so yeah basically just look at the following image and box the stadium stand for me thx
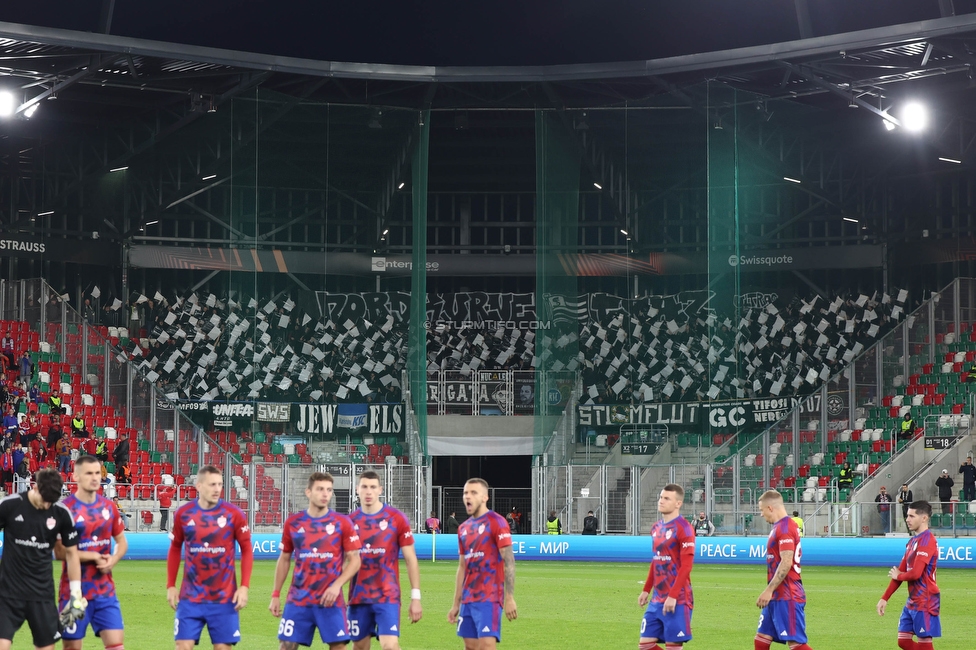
[102,287,908,409]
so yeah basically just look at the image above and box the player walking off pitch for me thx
[56,455,128,650]
[448,478,517,650]
[637,483,695,650]
[877,500,940,650]
[348,469,422,650]
[0,467,83,650]
[755,490,813,650]
[167,465,253,650]
[269,471,361,650]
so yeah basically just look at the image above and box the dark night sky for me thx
[0,1,965,67]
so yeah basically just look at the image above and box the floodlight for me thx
[23,103,39,119]
[938,157,962,164]
[0,91,14,117]
[397,182,405,189]
[619,229,628,236]
[882,117,896,132]
[843,217,859,223]
[901,102,928,132]
[594,183,603,190]
[783,177,801,184]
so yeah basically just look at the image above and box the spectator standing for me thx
[11,442,26,492]
[445,511,459,534]
[14,448,31,493]
[875,486,892,533]
[158,484,175,532]
[46,416,62,453]
[113,435,130,469]
[18,352,31,382]
[1,445,14,493]
[898,412,916,441]
[582,510,599,535]
[545,510,562,535]
[959,456,976,502]
[425,511,440,534]
[790,510,805,537]
[56,431,72,473]
[693,511,715,537]
[897,483,914,532]
[0,333,14,368]
[510,506,523,532]
[935,470,954,515]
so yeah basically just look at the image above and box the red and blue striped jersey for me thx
[171,500,250,604]
[59,493,124,601]
[766,516,805,603]
[458,510,512,605]
[348,504,414,605]
[281,509,361,608]
[648,516,696,606]
[902,530,940,615]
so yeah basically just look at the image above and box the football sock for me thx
[897,633,918,650]
[916,639,933,649]
[755,635,773,650]
[789,645,814,650]
[638,641,660,650]
[665,645,684,650]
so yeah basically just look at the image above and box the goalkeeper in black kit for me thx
[0,467,85,650]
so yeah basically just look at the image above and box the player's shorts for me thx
[348,603,401,640]
[640,601,693,643]
[175,601,241,645]
[0,597,60,647]
[278,601,350,646]
[898,607,942,638]
[757,600,807,644]
[59,595,124,639]
[457,602,502,641]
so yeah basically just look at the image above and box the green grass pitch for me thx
[20,560,973,649]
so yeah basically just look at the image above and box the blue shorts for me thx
[898,608,941,638]
[175,601,240,645]
[641,601,693,643]
[757,600,807,644]
[348,603,401,640]
[60,596,124,640]
[456,602,502,641]
[278,602,350,646]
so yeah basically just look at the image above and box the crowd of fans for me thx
[0,354,131,496]
[94,287,908,406]
[576,289,908,404]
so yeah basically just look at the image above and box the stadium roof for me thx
[1,10,976,115]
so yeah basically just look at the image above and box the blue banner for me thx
[20,533,972,568]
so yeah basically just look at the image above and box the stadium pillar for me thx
[533,110,580,458]
[407,109,430,458]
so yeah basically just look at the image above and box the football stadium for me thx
[1,2,976,649]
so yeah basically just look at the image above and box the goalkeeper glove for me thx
[59,586,88,630]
